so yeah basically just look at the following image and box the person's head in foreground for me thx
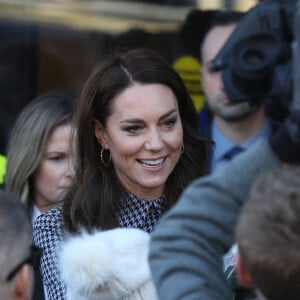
[236,166,300,300]
[0,190,39,300]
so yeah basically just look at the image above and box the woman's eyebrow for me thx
[119,109,178,125]
[120,118,144,124]
[159,109,178,121]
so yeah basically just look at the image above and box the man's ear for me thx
[236,254,254,289]
[94,119,108,148]
[14,264,34,300]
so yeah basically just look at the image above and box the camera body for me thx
[210,0,297,122]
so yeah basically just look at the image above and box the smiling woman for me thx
[33,48,207,300]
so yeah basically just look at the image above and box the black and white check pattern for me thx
[117,194,164,233]
[33,205,66,300]
[33,194,165,300]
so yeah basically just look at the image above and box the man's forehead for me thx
[201,24,238,63]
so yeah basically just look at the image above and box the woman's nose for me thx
[66,160,75,177]
[145,130,164,151]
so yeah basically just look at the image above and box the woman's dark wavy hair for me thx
[63,48,207,232]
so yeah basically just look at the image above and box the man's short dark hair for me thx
[236,166,300,300]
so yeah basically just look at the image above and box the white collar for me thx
[31,204,42,226]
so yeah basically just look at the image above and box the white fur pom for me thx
[59,228,156,300]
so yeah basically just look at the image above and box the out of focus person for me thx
[236,166,300,300]
[148,101,300,300]
[5,90,76,223]
[200,13,273,295]
[5,90,76,300]
[200,11,272,173]
[0,190,38,300]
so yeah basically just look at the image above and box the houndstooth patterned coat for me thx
[33,194,164,300]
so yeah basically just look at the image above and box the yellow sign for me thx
[173,55,205,113]
[0,154,6,185]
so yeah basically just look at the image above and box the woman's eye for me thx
[163,118,176,128]
[49,155,63,161]
[125,126,141,133]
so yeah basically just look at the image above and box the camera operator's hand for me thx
[270,110,300,164]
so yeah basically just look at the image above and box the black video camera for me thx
[210,0,297,123]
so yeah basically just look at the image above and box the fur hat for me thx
[59,227,158,300]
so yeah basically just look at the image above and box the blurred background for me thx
[0,0,259,153]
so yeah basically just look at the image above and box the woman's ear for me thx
[94,119,108,148]
[236,254,254,289]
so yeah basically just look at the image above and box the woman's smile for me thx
[138,157,167,173]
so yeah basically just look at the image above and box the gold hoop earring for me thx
[100,148,111,166]
[181,143,184,154]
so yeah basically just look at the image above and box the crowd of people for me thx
[1,4,300,300]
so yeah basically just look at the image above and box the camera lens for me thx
[243,49,265,66]
[222,33,281,104]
